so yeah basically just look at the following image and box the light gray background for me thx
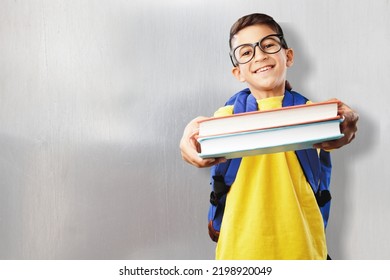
[0,0,389,259]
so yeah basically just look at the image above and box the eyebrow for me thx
[233,34,281,50]
[231,33,277,49]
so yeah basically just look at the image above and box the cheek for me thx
[238,72,246,82]
[238,66,251,82]
[277,55,290,70]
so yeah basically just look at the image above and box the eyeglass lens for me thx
[233,35,283,64]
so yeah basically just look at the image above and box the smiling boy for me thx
[179,13,359,260]
[211,14,327,260]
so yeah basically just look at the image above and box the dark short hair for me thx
[229,13,288,50]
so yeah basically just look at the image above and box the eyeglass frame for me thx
[229,33,288,66]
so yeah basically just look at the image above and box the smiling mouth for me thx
[254,65,273,73]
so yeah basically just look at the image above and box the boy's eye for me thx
[242,50,252,57]
[238,46,253,58]
[263,43,276,49]
[260,38,281,52]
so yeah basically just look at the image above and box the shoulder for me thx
[285,90,312,106]
[225,88,251,106]
[216,88,252,116]
[214,105,234,117]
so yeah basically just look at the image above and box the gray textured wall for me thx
[0,0,389,259]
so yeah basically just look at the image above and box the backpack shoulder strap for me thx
[208,88,255,241]
[282,90,309,107]
[211,88,257,186]
[209,89,253,194]
[284,90,333,227]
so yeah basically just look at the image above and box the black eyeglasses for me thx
[230,34,287,66]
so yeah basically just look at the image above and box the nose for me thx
[253,44,267,62]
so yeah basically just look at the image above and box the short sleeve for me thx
[213,105,234,117]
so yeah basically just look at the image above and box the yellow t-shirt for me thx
[214,96,327,260]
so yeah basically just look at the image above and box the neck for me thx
[249,84,286,100]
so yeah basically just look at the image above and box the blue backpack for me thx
[207,88,332,242]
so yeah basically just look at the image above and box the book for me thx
[198,101,339,137]
[198,118,343,159]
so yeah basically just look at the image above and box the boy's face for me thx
[231,24,294,97]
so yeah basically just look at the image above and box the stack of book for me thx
[197,101,344,159]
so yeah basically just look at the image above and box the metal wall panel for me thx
[0,0,389,259]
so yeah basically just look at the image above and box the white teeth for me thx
[256,66,271,73]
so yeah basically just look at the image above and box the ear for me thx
[286,48,294,67]
[232,66,246,82]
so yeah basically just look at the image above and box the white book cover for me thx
[199,101,338,137]
[198,119,343,159]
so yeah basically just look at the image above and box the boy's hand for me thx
[180,116,227,168]
[314,99,359,150]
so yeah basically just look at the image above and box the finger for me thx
[313,139,343,150]
[185,154,227,168]
[189,157,216,168]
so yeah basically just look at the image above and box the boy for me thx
[180,13,358,259]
